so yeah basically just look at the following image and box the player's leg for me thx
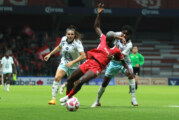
[91,61,121,107]
[3,74,7,91]
[134,67,140,90]
[60,70,95,103]
[70,70,96,96]
[48,67,66,105]
[135,75,139,90]
[66,68,84,95]
[59,82,67,95]
[91,76,112,107]
[59,68,83,105]
[59,68,75,95]
[6,73,12,92]
[125,66,138,106]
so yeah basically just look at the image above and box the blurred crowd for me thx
[0,26,59,76]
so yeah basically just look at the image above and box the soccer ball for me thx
[66,97,80,112]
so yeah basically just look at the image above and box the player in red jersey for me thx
[60,3,130,103]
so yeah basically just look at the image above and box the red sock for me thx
[68,89,76,98]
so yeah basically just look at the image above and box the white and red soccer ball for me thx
[66,97,80,112]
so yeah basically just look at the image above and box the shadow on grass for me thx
[79,105,138,109]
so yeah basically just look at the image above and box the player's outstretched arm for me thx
[44,46,61,61]
[94,3,104,36]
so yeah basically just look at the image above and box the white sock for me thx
[129,79,136,98]
[4,83,6,91]
[96,86,106,103]
[52,81,59,99]
[7,84,10,91]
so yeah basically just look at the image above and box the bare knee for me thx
[54,75,63,82]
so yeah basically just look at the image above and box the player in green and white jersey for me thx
[44,25,86,105]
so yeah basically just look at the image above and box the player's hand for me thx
[107,53,114,60]
[65,61,74,68]
[44,54,51,61]
[136,64,139,67]
[97,3,104,14]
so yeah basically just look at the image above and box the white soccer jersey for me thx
[59,36,84,69]
[0,60,2,75]
[1,56,14,74]
[114,32,133,63]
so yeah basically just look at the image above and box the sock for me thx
[52,81,59,99]
[66,90,69,95]
[135,82,138,90]
[4,83,6,91]
[68,89,75,98]
[7,84,10,91]
[96,86,106,103]
[129,79,136,98]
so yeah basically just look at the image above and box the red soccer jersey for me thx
[87,34,124,69]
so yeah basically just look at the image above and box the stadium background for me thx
[0,0,179,86]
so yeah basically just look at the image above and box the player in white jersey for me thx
[91,25,138,107]
[0,51,17,91]
[44,25,86,105]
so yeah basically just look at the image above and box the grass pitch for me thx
[0,85,179,120]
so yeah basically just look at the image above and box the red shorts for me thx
[79,59,102,77]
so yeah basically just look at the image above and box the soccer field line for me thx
[167,105,179,108]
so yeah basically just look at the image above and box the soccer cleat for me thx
[59,84,65,95]
[91,101,101,108]
[48,99,56,105]
[60,96,68,103]
[61,102,66,106]
[131,98,138,106]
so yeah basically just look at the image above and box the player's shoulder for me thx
[138,53,143,56]
[100,34,106,41]
[61,36,67,42]
[2,56,5,60]
[8,56,13,60]
[101,34,106,38]
[74,39,82,45]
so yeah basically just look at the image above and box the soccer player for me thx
[129,46,144,90]
[44,25,86,105]
[60,3,130,104]
[91,25,139,107]
[0,51,17,91]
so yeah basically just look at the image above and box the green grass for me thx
[0,85,179,120]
